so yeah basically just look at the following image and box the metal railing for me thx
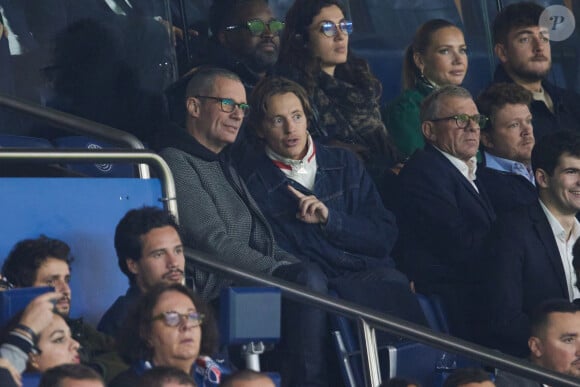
[0,150,178,217]
[184,247,580,387]
[0,93,151,178]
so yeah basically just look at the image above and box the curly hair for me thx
[476,82,532,131]
[278,0,381,98]
[2,236,73,288]
[118,283,219,365]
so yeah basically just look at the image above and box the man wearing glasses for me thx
[156,66,328,386]
[395,85,496,342]
[203,0,283,89]
[483,131,580,357]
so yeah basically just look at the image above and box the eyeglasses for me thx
[225,19,285,36]
[319,20,353,37]
[430,114,488,129]
[194,96,250,114]
[151,311,204,327]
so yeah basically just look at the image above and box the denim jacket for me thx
[241,142,398,277]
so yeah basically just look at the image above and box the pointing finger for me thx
[287,185,306,199]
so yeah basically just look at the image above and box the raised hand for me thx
[18,291,62,340]
[288,185,329,225]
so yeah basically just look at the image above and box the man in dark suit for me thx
[495,300,580,386]
[396,85,496,341]
[484,131,580,357]
[476,82,538,215]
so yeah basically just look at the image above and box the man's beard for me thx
[510,58,551,83]
[245,43,279,74]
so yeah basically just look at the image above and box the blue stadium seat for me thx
[0,135,53,148]
[219,287,281,346]
[331,292,454,386]
[22,372,41,387]
[0,287,53,326]
[219,287,281,386]
[52,136,134,177]
[0,177,164,325]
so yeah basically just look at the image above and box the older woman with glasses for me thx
[109,283,223,387]
[275,0,401,183]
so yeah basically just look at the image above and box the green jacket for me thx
[383,80,433,158]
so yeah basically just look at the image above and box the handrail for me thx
[184,247,580,387]
[0,93,150,178]
[0,149,178,218]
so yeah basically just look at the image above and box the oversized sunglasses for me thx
[151,311,204,327]
[319,20,353,37]
[225,19,285,36]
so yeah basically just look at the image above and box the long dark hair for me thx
[278,0,381,99]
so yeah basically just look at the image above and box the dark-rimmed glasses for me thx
[429,114,488,129]
[194,96,250,114]
[151,311,204,327]
[225,19,285,36]
[319,20,353,37]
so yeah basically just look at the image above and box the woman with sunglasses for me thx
[384,19,468,158]
[275,0,401,183]
[109,283,223,387]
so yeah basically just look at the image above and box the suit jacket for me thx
[484,201,570,357]
[395,145,496,339]
[476,165,537,215]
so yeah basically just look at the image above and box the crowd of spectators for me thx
[2,0,580,386]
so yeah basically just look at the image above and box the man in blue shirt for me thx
[476,82,538,214]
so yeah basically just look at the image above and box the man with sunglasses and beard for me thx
[98,206,186,338]
[205,0,282,90]
[492,2,580,139]
[1,236,115,364]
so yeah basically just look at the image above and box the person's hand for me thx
[0,358,22,387]
[155,18,198,44]
[288,185,329,224]
[0,22,5,40]
[18,291,62,340]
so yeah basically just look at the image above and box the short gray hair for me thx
[420,85,473,123]
[185,66,241,98]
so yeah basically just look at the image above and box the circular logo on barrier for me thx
[87,143,112,172]
[540,5,575,42]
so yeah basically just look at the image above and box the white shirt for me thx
[0,6,23,55]
[434,146,479,193]
[539,200,580,301]
[266,135,317,190]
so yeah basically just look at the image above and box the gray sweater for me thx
[158,128,297,300]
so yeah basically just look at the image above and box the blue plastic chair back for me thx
[0,135,53,148]
[0,177,164,325]
[219,287,281,345]
[0,287,53,326]
[53,136,134,177]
